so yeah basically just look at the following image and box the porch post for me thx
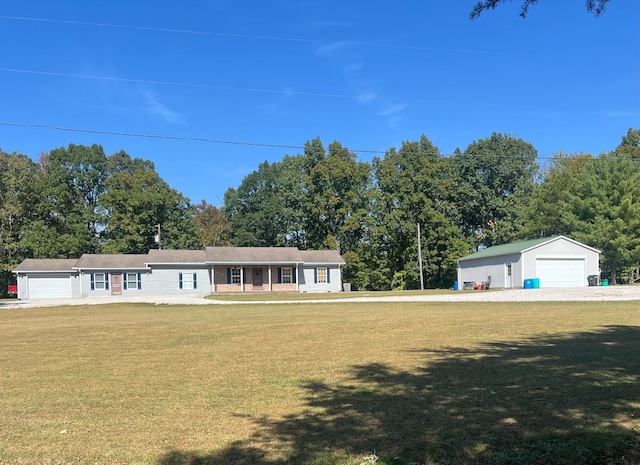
[296,263,299,292]
[211,265,215,293]
[268,266,272,292]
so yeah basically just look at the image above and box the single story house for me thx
[13,247,345,299]
[457,236,600,289]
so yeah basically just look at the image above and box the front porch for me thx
[212,264,298,293]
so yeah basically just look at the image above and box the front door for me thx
[253,268,263,290]
[505,263,512,288]
[111,273,122,295]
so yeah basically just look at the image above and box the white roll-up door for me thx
[535,258,586,288]
[27,274,72,298]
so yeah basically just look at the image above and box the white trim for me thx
[535,255,587,260]
[522,236,601,254]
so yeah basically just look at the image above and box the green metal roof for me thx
[458,236,560,262]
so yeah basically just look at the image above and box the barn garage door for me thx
[535,258,585,288]
[27,274,71,298]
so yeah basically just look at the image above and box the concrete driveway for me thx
[2,285,640,309]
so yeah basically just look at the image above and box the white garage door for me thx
[28,274,71,298]
[535,258,586,288]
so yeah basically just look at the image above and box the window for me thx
[92,273,109,290]
[231,267,242,284]
[317,267,327,284]
[125,272,140,290]
[179,272,197,290]
[281,267,292,284]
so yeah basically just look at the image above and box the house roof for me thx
[298,249,345,264]
[147,249,207,263]
[13,247,346,273]
[204,246,344,264]
[458,236,594,262]
[74,254,148,269]
[13,258,79,273]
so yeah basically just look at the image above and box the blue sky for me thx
[0,1,638,205]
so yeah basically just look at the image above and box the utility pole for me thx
[156,224,162,250]
[417,223,424,290]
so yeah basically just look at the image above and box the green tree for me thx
[21,144,109,257]
[373,136,469,289]
[101,166,199,253]
[525,129,640,283]
[302,139,373,254]
[224,158,302,247]
[0,150,43,295]
[452,133,538,249]
[470,0,610,19]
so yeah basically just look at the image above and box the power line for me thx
[0,121,387,154]
[0,14,529,57]
[4,120,631,162]
[0,67,526,109]
[0,67,377,102]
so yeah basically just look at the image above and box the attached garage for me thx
[26,273,72,298]
[13,259,80,299]
[458,236,600,289]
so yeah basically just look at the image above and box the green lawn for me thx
[1,301,638,465]
[204,289,454,301]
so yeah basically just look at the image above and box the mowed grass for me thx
[0,301,639,465]
[205,289,454,301]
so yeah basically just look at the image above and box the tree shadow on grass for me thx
[158,325,640,465]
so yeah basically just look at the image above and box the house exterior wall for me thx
[16,273,81,299]
[80,270,151,296]
[298,265,342,292]
[16,274,27,299]
[14,250,344,299]
[144,265,211,295]
[458,253,523,289]
[521,240,599,281]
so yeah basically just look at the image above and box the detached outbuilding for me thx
[457,236,600,289]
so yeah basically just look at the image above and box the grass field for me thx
[1,301,638,465]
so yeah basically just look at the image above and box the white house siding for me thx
[298,265,342,292]
[458,253,522,289]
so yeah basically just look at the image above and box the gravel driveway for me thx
[2,286,640,309]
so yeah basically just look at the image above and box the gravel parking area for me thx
[2,285,640,309]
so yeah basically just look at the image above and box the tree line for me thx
[1,128,639,294]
